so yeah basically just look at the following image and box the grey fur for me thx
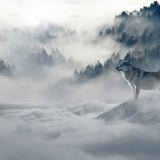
[116,60,160,99]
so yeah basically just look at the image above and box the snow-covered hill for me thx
[97,95,160,124]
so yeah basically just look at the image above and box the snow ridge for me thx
[97,96,160,124]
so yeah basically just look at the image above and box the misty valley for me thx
[1,1,160,160]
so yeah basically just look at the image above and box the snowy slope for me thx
[97,95,160,124]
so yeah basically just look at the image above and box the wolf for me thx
[116,60,160,100]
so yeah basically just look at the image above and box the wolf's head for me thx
[116,60,132,72]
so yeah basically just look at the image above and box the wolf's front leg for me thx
[130,83,135,99]
[134,85,140,100]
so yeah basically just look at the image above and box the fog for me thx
[0,21,128,104]
[0,1,160,160]
[0,94,160,160]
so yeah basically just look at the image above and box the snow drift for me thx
[97,94,160,124]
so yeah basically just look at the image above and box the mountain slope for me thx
[98,1,160,47]
[97,95,160,124]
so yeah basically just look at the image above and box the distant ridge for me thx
[98,1,160,47]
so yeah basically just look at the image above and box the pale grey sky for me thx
[0,0,157,30]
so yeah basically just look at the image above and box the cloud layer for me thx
[0,96,160,160]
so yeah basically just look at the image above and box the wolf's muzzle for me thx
[116,67,119,71]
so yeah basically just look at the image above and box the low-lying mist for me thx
[0,93,160,160]
[0,22,128,104]
[1,2,160,160]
